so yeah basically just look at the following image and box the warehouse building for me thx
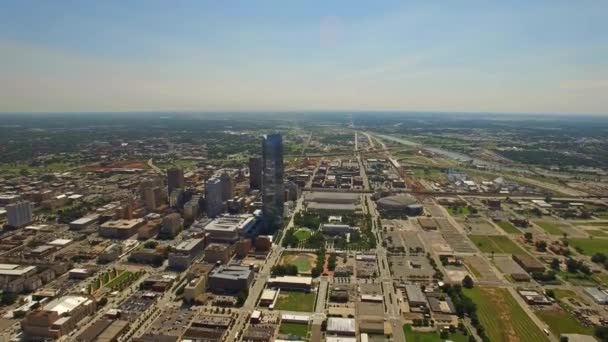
[326,317,356,336]
[584,287,608,305]
[405,284,428,309]
[512,254,545,273]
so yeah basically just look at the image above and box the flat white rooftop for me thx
[327,317,356,333]
[261,289,278,301]
[0,265,36,276]
[268,276,312,285]
[44,295,89,315]
[49,238,72,246]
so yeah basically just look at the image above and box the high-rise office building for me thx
[140,177,162,211]
[160,213,183,239]
[167,167,185,196]
[169,189,185,208]
[220,171,234,201]
[7,201,34,228]
[205,178,223,218]
[183,196,200,221]
[262,134,284,231]
[248,157,262,190]
[142,187,161,211]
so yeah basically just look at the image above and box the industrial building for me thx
[512,254,545,273]
[404,284,428,309]
[584,287,608,305]
[326,317,356,336]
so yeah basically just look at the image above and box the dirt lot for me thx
[460,218,500,235]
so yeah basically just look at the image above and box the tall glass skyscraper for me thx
[262,134,284,231]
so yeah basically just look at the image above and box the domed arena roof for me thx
[376,195,419,209]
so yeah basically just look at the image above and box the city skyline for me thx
[1,0,607,115]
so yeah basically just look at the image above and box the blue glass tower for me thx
[262,134,284,231]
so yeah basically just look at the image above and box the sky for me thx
[1,0,607,114]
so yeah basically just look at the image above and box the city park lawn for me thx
[574,221,608,227]
[552,289,585,303]
[468,235,527,255]
[280,252,316,274]
[558,271,598,287]
[293,228,312,242]
[274,291,316,312]
[585,229,608,237]
[402,325,468,342]
[279,322,309,338]
[535,308,595,336]
[103,270,142,290]
[447,206,471,217]
[534,220,566,235]
[412,167,446,182]
[463,287,549,342]
[497,221,521,234]
[593,272,608,287]
[568,238,608,256]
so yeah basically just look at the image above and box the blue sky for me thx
[1,0,607,114]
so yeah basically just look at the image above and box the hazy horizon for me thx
[1,0,607,115]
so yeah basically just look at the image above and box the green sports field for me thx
[468,235,527,255]
[568,238,608,255]
[280,252,317,273]
[464,287,549,342]
[279,322,309,338]
[535,308,595,336]
[497,221,521,234]
[402,325,469,342]
[294,228,312,241]
[534,220,566,235]
[586,229,608,237]
[274,291,316,312]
